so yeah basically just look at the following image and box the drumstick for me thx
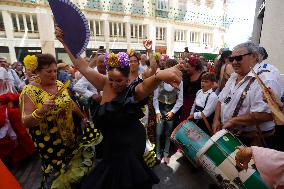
[251,69,284,125]
[201,112,213,135]
[50,80,70,100]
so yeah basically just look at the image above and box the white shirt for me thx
[190,89,218,120]
[8,69,24,90]
[0,108,17,140]
[153,81,183,114]
[218,71,274,132]
[139,64,148,75]
[257,61,283,98]
[73,67,98,98]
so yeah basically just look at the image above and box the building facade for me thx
[0,0,228,64]
[252,0,284,78]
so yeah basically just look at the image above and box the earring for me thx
[31,74,41,84]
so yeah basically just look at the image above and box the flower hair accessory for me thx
[23,55,38,72]
[160,54,169,62]
[153,52,161,61]
[128,49,135,57]
[188,56,199,67]
[104,52,130,70]
[127,49,141,60]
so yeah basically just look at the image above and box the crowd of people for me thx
[0,27,283,188]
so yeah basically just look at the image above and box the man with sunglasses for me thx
[212,42,281,148]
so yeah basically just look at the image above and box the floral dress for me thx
[20,80,100,189]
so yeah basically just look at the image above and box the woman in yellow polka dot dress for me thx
[20,54,100,189]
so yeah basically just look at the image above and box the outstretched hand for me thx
[143,39,152,50]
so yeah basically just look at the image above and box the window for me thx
[130,24,146,39]
[109,22,125,37]
[89,20,94,36]
[190,31,199,43]
[18,14,25,31]
[26,15,33,33]
[156,0,168,11]
[131,0,144,14]
[175,30,186,42]
[95,21,103,36]
[89,20,103,36]
[11,13,18,32]
[11,13,38,33]
[203,33,213,45]
[32,15,38,32]
[156,27,166,40]
[0,12,4,31]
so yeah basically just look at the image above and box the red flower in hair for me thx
[188,56,199,67]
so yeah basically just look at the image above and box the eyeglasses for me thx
[228,53,252,62]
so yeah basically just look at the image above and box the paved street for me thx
[153,151,215,189]
[11,151,216,189]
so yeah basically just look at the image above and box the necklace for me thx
[224,76,250,104]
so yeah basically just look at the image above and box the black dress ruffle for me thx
[80,78,159,189]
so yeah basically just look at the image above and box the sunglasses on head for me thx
[228,53,252,62]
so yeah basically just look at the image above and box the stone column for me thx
[37,11,56,56]
[2,11,16,62]
[166,23,174,56]
[104,19,110,52]
[125,20,131,50]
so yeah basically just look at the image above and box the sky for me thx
[224,0,257,49]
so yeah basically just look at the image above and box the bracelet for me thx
[32,110,44,120]
[154,72,161,82]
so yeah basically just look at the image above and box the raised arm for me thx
[142,55,157,79]
[55,26,106,91]
[135,65,183,101]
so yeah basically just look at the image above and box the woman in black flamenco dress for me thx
[81,78,158,189]
[55,26,183,189]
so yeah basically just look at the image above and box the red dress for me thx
[180,72,203,122]
[0,93,35,162]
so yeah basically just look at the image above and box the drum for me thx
[171,120,210,165]
[196,129,269,189]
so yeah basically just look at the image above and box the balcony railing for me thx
[130,6,144,15]
[155,10,169,18]
[109,1,124,12]
[13,31,40,39]
[85,0,103,11]
[89,35,104,41]
[28,32,40,39]
[174,10,186,21]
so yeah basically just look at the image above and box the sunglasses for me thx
[228,53,252,62]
